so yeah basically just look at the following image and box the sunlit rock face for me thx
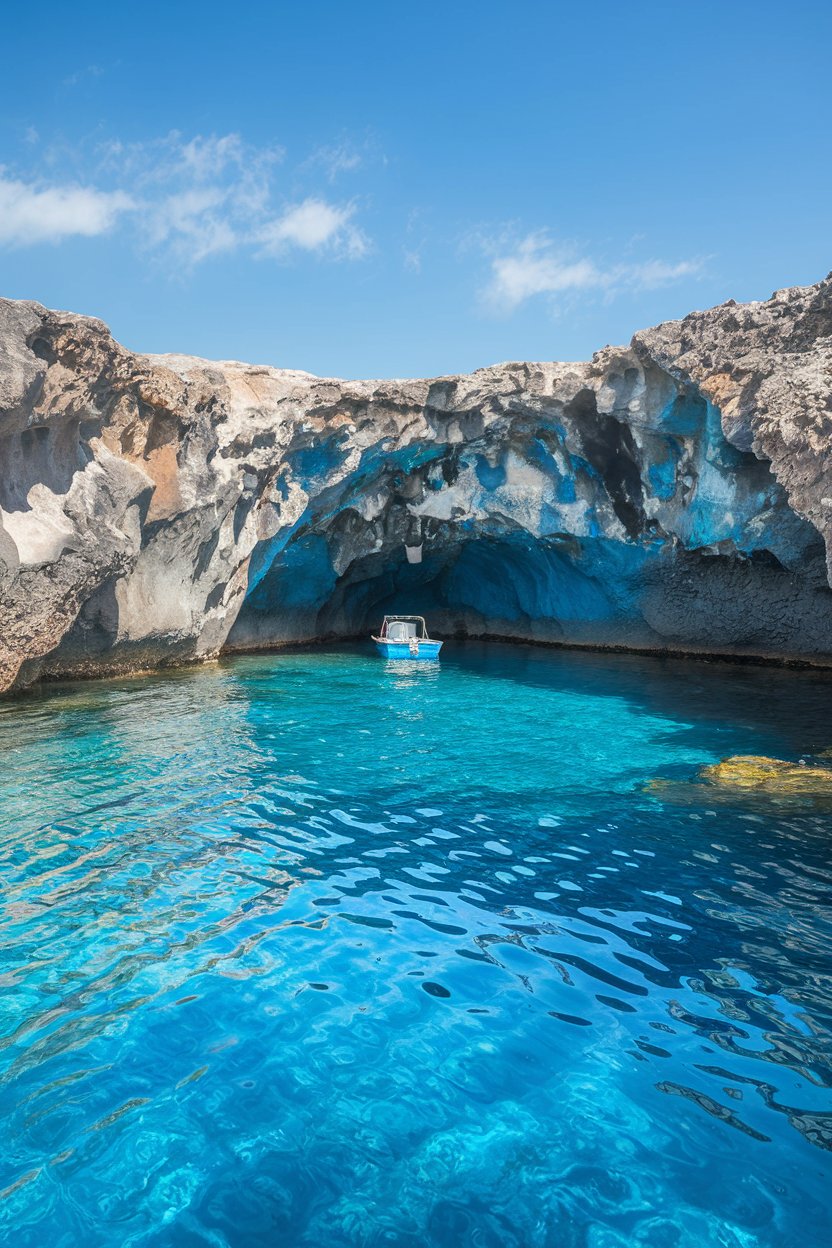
[1,274,831,693]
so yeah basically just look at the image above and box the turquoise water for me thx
[1,643,831,1247]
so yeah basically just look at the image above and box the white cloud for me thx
[144,187,238,263]
[109,131,282,195]
[626,258,703,288]
[0,173,133,246]
[487,236,601,309]
[259,198,369,258]
[180,134,250,182]
[0,130,374,268]
[94,131,283,265]
[483,231,704,312]
[95,132,369,267]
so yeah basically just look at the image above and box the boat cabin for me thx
[378,615,428,641]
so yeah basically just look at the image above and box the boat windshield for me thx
[383,617,426,640]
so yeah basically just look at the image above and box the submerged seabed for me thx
[1,643,831,1247]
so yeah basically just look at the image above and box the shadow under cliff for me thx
[225,527,832,667]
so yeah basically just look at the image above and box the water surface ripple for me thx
[1,644,831,1246]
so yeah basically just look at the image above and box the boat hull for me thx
[374,640,443,660]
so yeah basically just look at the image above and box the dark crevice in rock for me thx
[567,391,645,539]
[28,335,57,365]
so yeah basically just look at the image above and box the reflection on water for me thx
[0,642,831,1246]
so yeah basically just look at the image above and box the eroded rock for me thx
[1,275,831,693]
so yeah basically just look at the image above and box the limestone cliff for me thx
[1,275,831,693]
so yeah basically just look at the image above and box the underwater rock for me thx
[1,274,831,692]
[647,752,832,806]
[701,755,832,796]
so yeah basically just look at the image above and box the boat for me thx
[372,615,443,660]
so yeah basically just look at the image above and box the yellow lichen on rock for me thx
[646,753,832,806]
[701,755,832,795]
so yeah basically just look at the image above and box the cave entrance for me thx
[224,514,622,653]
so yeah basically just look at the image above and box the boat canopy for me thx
[380,615,427,641]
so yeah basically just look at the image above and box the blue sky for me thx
[1,0,829,378]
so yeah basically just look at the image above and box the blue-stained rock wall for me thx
[228,367,832,661]
[6,278,831,692]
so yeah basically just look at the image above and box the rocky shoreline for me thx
[1,275,831,694]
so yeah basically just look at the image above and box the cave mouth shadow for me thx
[229,520,832,651]
[224,515,832,710]
[225,531,619,654]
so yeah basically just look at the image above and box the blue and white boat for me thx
[372,615,443,660]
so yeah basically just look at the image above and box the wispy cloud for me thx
[481,230,704,313]
[302,135,384,182]
[144,187,238,263]
[626,258,704,288]
[99,131,282,197]
[62,64,104,89]
[305,141,363,181]
[258,198,369,258]
[0,131,373,268]
[109,131,283,264]
[402,207,427,274]
[0,172,133,246]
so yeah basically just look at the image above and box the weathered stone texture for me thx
[1,275,830,693]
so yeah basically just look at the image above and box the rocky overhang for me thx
[1,275,831,693]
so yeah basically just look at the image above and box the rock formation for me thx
[1,275,830,694]
[648,753,832,807]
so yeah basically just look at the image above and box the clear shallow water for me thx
[1,643,831,1247]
